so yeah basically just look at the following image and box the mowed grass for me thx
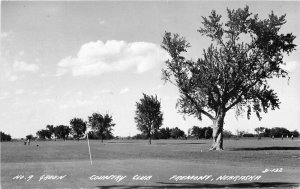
[1,138,300,189]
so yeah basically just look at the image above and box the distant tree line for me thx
[35,112,115,142]
[1,131,12,141]
[133,127,187,140]
[131,125,298,141]
[36,125,71,141]
[254,127,299,138]
[189,126,213,139]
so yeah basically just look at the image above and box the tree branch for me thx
[181,89,215,120]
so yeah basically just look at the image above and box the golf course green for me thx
[1,138,300,188]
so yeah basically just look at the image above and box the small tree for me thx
[254,127,265,139]
[161,6,296,150]
[70,118,87,141]
[26,134,33,145]
[88,113,115,143]
[134,93,163,144]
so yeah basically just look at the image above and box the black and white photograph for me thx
[1,1,300,188]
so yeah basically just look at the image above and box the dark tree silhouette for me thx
[36,129,52,140]
[135,93,163,144]
[0,132,12,141]
[159,127,171,139]
[170,127,186,139]
[88,113,115,143]
[161,6,296,150]
[70,118,87,141]
[26,134,33,145]
[254,127,266,138]
[46,125,56,140]
[54,125,71,141]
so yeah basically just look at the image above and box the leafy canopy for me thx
[135,93,163,135]
[161,6,296,121]
[88,113,115,138]
[70,118,87,139]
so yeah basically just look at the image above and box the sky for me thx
[1,1,299,138]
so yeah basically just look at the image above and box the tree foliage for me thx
[26,134,33,140]
[46,125,56,140]
[88,113,115,143]
[190,126,213,139]
[135,93,163,144]
[36,129,52,140]
[161,6,296,150]
[159,127,171,139]
[70,118,87,141]
[1,132,12,142]
[170,127,186,139]
[54,125,71,141]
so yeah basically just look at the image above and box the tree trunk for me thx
[210,114,225,151]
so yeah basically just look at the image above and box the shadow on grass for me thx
[106,142,206,145]
[96,182,300,188]
[155,142,206,145]
[230,146,300,151]
[107,141,139,144]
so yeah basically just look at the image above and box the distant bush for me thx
[132,134,148,140]
[243,133,255,137]
[223,130,233,138]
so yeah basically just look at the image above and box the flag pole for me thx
[87,131,93,165]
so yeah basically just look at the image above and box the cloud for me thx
[57,40,169,76]
[98,89,114,95]
[120,88,129,94]
[13,60,40,72]
[14,89,24,95]
[0,92,10,100]
[0,57,18,81]
[38,98,56,104]
[154,84,164,90]
[59,99,92,109]
[18,51,25,56]
[99,19,106,25]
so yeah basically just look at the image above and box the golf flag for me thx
[86,127,93,165]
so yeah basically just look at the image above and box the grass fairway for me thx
[1,139,300,188]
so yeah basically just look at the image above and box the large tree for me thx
[70,118,87,141]
[134,93,163,144]
[88,113,115,143]
[161,6,296,150]
[54,125,71,141]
